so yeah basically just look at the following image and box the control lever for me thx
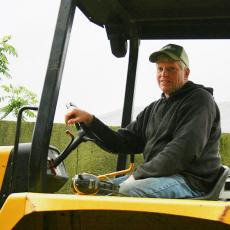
[72,173,120,195]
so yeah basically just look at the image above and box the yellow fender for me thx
[0,146,12,191]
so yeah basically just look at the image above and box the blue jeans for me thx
[112,174,204,198]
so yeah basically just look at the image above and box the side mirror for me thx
[106,25,127,57]
[110,36,127,57]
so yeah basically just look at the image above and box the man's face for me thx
[156,61,190,97]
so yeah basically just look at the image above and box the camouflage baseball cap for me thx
[149,44,189,67]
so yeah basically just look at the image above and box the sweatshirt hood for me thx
[167,81,214,99]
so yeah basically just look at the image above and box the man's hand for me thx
[120,175,135,186]
[65,108,94,126]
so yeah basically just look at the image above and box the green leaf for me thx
[0,84,38,120]
[0,34,17,79]
[0,35,11,44]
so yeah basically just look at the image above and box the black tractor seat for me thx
[191,165,230,200]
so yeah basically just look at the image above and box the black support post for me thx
[29,0,76,192]
[116,38,139,171]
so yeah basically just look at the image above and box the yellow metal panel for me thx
[1,192,230,229]
[23,193,230,224]
[0,146,12,191]
[0,194,26,230]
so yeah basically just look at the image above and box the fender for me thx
[0,146,13,191]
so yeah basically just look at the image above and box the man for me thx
[65,44,222,198]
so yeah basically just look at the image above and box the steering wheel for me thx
[52,122,110,168]
[77,122,111,152]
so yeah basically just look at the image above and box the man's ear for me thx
[184,67,190,80]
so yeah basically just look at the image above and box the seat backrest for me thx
[192,165,230,200]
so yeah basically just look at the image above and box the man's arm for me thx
[65,107,145,154]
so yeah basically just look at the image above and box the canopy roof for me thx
[76,0,230,39]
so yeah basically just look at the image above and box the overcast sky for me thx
[1,0,230,124]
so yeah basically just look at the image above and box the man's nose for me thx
[161,68,169,77]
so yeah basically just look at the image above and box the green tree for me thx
[0,35,17,79]
[0,84,38,120]
[0,35,38,120]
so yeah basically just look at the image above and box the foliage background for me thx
[0,35,38,120]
